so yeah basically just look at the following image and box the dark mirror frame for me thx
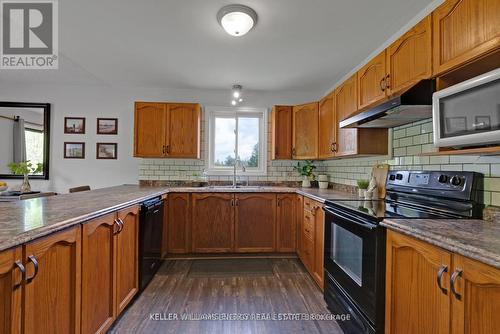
[0,101,50,180]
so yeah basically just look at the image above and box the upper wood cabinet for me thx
[0,246,22,334]
[234,194,276,252]
[191,193,234,253]
[318,92,336,159]
[271,106,293,160]
[134,102,200,158]
[24,227,81,334]
[292,102,319,159]
[115,206,140,315]
[276,194,296,252]
[357,51,388,110]
[386,15,433,96]
[451,254,500,334]
[385,230,451,334]
[167,193,191,254]
[432,0,500,75]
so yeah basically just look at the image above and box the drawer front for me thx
[304,197,314,211]
[301,234,314,271]
[303,211,314,240]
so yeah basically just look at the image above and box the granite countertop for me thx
[382,219,500,269]
[0,185,355,252]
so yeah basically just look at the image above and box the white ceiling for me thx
[0,0,439,99]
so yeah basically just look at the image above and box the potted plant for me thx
[8,161,43,193]
[293,160,316,188]
[357,179,369,198]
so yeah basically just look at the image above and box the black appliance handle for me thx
[323,206,376,231]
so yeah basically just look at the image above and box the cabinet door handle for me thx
[231,199,234,207]
[292,148,296,157]
[13,260,25,289]
[436,265,448,294]
[450,268,463,300]
[385,74,391,90]
[379,77,386,92]
[235,199,239,206]
[162,145,166,154]
[333,142,337,153]
[113,219,120,234]
[166,145,170,154]
[277,198,281,207]
[26,255,39,283]
[117,218,124,233]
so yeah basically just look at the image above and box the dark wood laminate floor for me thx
[109,259,344,334]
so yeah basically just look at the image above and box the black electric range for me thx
[323,170,483,334]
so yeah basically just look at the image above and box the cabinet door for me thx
[276,194,296,252]
[311,203,324,289]
[167,193,191,254]
[433,0,500,75]
[450,255,500,334]
[296,195,304,259]
[81,214,117,334]
[24,227,81,334]
[335,75,359,156]
[192,194,234,253]
[235,194,276,252]
[166,103,200,158]
[318,93,336,159]
[116,206,140,315]
[271,106,293,159]
[387,15,432,96]
[0,247,22,334]
[357,51,387,110]
[300,209,315,273]
[292,102,319,159]
[385,231,451,334]
[134,102,167,157]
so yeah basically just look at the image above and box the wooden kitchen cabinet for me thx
[335,75,389,157]
[432,0,500,75]
[299,197,324,289]
[81,213,117,334]
[167,193,191,254]
[115,206,140,315]
[450,254,500,334]
[386,15,433,96]
[271,106,293,159]
[191,193,234,253]
[134,102,167,158]
[318,92,336,159]
[311,202,325,289]
[0,247,23,334]
[134,102,200,158]
[24,226,81,334]
[235,194,276,252]
[357,51,387,110]
[385,230,453,334]
[296,195,304,259]
[276,194,296,252]
[292,102,319,159]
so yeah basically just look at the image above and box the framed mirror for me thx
[0,102,50,180]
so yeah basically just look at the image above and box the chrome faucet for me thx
[233,158,246,187]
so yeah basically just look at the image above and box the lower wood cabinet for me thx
[386,230,500,334]
[235,194,276,252]
[24,226,82,334]
[0,246,23,334]
[298,197,324,289]
[276,194,296,252]
[167,193,191,254]
[191,193,234,253]
[295,195,304,259]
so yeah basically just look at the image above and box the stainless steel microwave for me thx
[433,68,500,148]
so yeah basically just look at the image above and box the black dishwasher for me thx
[139,197,164,290]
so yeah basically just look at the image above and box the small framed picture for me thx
[474,116,491,130]
[64,117,86,134]
[64,142,85,159]
[97,118,118,135]
[96,143,117,159]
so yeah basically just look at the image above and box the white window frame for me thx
[205,106,267,176]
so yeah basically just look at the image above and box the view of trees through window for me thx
[213,116,260,168]
[25,129,44,174]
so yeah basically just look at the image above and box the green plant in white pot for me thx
[8,161,43,193]
[294,160,316,188]
[357,179,369,198]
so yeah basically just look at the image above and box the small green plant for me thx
[8,161,43,175]
[357,179,370,190]
[293,160,316,179]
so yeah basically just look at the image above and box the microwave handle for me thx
[323,206,377,231]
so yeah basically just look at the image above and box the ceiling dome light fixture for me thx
[231,84,243,105]
[217,4,258,37]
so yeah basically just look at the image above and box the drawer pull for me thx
[436,265,448,294]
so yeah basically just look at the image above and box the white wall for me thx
[0,83,315,193]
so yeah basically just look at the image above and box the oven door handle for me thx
[323,206,377,230]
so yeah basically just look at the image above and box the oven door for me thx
[324,205,382,323]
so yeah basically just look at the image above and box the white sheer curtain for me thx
[13,117,26,163]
